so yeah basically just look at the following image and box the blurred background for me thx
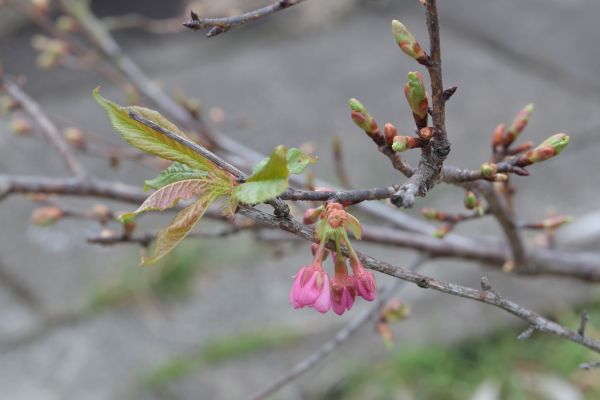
[1,0,600,399]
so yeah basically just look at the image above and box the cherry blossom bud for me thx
[464,191,478,210]
[383,123,398,145]
[432,224,452,239]
[504,103,534,147]
[9,117,31,135]
[517,133,569,166]
[31,206,63,226]
[392,135,421,152]
[542,215,572,229]
[491,123,506,147]
[63,127,86,149]
[418,127,433,141]
[404,71,429,128]
[303,207,323,225]
[480,162,498,179]
[348,98,379,137]
[421,208,439,220]
[391,20,428,64]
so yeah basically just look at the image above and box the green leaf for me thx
[286,148,317,174]
[93,87,222,175]
[142,194,218,265]
[233,145,289,204]
[343,213,363,240]
[144,162,208,191]
[120,179,209,221]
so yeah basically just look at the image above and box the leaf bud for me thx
[392,20,428,64]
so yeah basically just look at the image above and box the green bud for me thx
[480,162,498,178]
[520,133,569,165]
[505,103,534,146]
[392,20,427,63]
[464,191,478,210]
[421,208,439,220]
[404,71,429,127]
[392,136,408,152]
[348,98,379,136]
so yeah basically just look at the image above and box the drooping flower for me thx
[289,242,331,313]
[349,255,377,302]
[330,254,356,316]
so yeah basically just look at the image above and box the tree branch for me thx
[1,77,86,177]
[183,0,307,37]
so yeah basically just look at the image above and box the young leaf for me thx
[286,148,317,174]
[234,145,289,204]
[142,194,217,265]
[120,179,209,221]
[93,88,221,175]
[144,162,207,191]
[344,213,363,240]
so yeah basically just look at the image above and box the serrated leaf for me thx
[142,194,217,265]
[120,179,209,221]
[343,213,363,240]
[144,162,208,191]
[233,145,289,204]
[286,148,317,174]
[93,88,220,175]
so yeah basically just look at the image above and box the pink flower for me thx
[350,257,377,302]
[330,254,356,315]
[289,242,331,313]
[289,265,331,313]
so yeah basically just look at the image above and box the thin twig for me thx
[183,0,307,37]
[1,77,86,177]
[238,206,600,354]
[392,0,450,208]
[248,255,428,400]
[2,174,600,282]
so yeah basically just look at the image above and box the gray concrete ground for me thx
[0,1,599,399]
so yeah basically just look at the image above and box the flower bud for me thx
[381,299,410,323]
[418,126,433,141]
[392,135,421,152]
[432,224,452,239]
[348,98,379,137]
[383,123,397,145]
[505,103,534,147]
[494,173,508,182]
[9,117,31,135]
[421,208,439,220]
[464,191,478,210]
[480,162,498,179]
[491,123,506,147]
[31,206,63,226]
[404,71,429,127]
[303,207,323,225]
[63,127,86,149]
[0,96,19,114]
[391,20,427,64]
[56,16,78,33]
[517,133,569,166]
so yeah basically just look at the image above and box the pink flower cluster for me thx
[289,243,377,315]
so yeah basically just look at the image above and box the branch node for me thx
[517,325,536,340]
[578,309,589,337]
